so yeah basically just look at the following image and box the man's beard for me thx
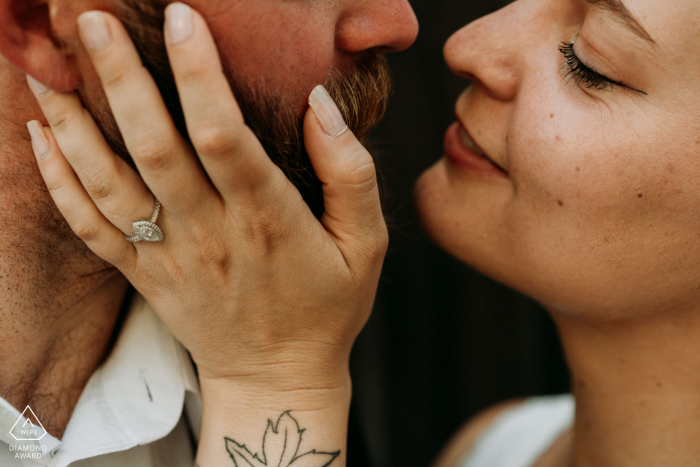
[84,0,392,219]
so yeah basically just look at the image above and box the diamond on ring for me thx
[125,199,164,243]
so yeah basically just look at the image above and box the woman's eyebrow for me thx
[587,0,655,44]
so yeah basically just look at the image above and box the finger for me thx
[163,3,287,199]
[27,76,158,236]
[304,86,389,266]
[77,10,215,215]
[27,121,137,269]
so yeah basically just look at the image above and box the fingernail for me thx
[27,121,51,159]
[165,3,193,44]
[26,75,52,98]
[78,11,112,51]
[308,85,348,138]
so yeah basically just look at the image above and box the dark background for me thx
[347,1,571,466]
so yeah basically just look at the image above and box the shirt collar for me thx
[0,294,200,467]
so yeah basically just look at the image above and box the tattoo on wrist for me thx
[225,411,340,467]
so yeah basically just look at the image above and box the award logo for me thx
[8,406,50,460]
[10,406,47,441]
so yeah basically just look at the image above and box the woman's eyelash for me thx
[559,42,647,96]
[559,42,616,91]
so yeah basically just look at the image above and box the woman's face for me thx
[415,0,700,318]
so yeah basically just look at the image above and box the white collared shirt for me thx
[0,294,202,467]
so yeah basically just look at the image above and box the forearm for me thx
[195,372,352,467]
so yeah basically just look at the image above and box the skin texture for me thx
[0,0,417,439]
[415,0,700,465]
[0,55,129,439]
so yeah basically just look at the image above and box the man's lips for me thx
[444,122,508,177]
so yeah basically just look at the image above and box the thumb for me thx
[303,85,388,257]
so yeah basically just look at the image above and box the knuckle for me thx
[48,106,84,135]
[355,222,389,267]
[346,158,378,190]
[128,134,173,172]
[239,209,286,256]
[191,126,239,158]
[81,166,116,202]
[374,225,390,255]
[197,236,232,271]
[48,111,70,134]
[177,62,211,86]
[364,228,390,263]
[100,63,139,92]
[71,218,100,243]
[42,169,70,195]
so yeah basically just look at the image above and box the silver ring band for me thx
[125,199,164,243]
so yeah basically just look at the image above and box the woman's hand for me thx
[26,6,386,463]
[27,3,387,385]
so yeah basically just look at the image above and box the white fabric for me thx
[0,294,202,467]
[460,394,575,467]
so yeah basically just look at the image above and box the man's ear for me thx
[0,0,81,91]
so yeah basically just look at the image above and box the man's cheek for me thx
[205,10,336,104]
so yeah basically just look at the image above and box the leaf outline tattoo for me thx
[225,411,340,467]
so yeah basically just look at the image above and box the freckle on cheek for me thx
[558,200,564,207]
[637,193,643,198]
[550,113,555,119]
[575,167,581,172]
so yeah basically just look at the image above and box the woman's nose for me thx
[443,3,528,102]
[336,0,419,54]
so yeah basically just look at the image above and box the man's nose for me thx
[336,0,419,54]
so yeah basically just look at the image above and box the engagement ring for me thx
[125,199,164,243]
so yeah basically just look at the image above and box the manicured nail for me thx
[78,11,112,51]
[27,121,51,159]
[166,3,193,44]
[26,75,52,98]
[308,85,348,138]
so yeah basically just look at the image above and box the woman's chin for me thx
[413,158,521,287]
[414,161,449,244]
[413,158,488,265]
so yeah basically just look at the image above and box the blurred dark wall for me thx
[347,1,570,466]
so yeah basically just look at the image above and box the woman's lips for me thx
[444,122,508,178]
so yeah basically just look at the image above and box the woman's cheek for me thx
[500,127,700,314]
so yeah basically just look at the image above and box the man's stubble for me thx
[84,0,393,219]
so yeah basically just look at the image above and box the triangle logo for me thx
[9,406,47,441]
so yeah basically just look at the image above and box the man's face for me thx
[77,0,418,217]
[178,0,416,112]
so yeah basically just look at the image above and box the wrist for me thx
[199,365,352,407]
[195,341,353,391]
[196,368,352,467]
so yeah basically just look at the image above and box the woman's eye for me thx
[559,42,617,92]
